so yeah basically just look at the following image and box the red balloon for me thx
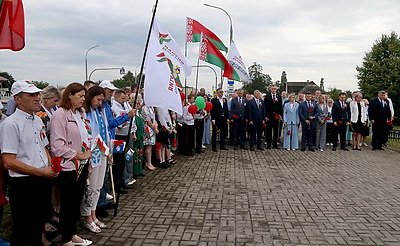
[180,92,185,102]
[204,102,213,111]
[188,105,198,114]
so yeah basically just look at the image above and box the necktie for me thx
[307,101,310,107]
[256,99,259,108]
[273,94,276,101]
[341,101,344,110]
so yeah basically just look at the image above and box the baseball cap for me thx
[11,80,42,97]
[99,80,118,90]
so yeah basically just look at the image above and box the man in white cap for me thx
[97,80,136,215]
[0,80,59,245]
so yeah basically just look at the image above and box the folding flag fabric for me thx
[0,0,25,51]
[199,34,238,81]
[154,18,192,80]
[143,18,184,116]
[93,135,110,156]
[227,40,251,82]
[113,140,126,154]
[186,17,227,52]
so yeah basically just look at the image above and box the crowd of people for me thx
[0,80,395,246]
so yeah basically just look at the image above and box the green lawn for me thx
[366,125,400,152]
[0,204,12,241]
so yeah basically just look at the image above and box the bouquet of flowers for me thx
[274,113,280,120]
[232,114,239,119]
[286,130,291,135]
[51,157,62,173]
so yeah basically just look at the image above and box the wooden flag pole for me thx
[113,0,159,217]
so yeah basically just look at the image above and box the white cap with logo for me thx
[99,80,118,90]
[11,80,42,97]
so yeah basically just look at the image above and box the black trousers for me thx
[9,176,52,246]
[229,121,234,145]
[372,122,386,149]
[326,122,336,144]
[114,135,128,190]
[177,124,185,154]
[233,118,247,147]
[182,124,195,155]
[266,118,280,147]
[194,119,204,153]
[212,120,228,150]
[333,123,347,148]
[58,168,87,243]
[250,122,263,147]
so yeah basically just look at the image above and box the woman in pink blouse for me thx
[49,83,92,246]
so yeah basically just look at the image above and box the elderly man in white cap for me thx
[96,80,136,216]
[0,80,59,245]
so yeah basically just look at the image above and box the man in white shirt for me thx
[0,80,58,245]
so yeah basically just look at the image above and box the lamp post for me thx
[88,67,125,81]
[85,44,100,81]
[192,65,218,91]
[203,3,233,44]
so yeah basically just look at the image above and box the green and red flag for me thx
[186,17,227,52]
[199,34,239,81]
[0,0,25,51]
[93,135,110,156]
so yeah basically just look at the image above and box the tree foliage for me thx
[0,71,16,90]
[32,81,49,89]
[357,31,400,121]
[112,71,144,89]
[241,63,272,94]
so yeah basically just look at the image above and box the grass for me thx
[365,125,400,152]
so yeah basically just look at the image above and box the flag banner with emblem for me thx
[199,34,238,81]
[0,0,25,51]
[92,135,110,156]
[144,18,183,116]
[154,18,192,81]
[186,17,227,52]
[113,139,126,154]
[227,40,251,82]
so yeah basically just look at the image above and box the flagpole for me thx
[184,41,188,97]
[114,0,159,217]
[195,59,201,92]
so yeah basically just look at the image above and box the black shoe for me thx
[241,146,248,150]
[341,148,349,151]
[372,148,377,151]
[266,146,272,149]
[300,148,306,151]
[250,146,255,151]
[122,184,134,190]
[234,146,238,150]
[332,147,336,151]
[377,147,384,150]
[138,173,145,177]
[220,147,229,150]
[273,145,280,149]
[158,162,169,168]
[96,209,109,217]
[119,189,128,194]
[257,146,264,151]
[308,148,315,152]
[212,148,218,152]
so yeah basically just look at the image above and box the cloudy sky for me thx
[1,0,399,92]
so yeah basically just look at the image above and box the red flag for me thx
[0,0,25,51]
[186,17,227,52]
[199,34,234,80]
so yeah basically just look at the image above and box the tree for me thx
[32,81,49,89]
[357,31,400,122]
[0,71,16,90]
[280,71,287,92]
[241,62,272,94]
[113,71,139,89]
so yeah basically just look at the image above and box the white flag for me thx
[227,40,250,82]
[154,18,192,79]
[144,18,184,115]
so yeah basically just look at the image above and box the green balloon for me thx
[195,96,206,110]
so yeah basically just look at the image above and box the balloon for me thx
[179,92,185,102]
[188,105,198,114]
[204,102,213,111]
[195,96,206,110]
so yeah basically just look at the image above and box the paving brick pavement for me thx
[78,147,400,245]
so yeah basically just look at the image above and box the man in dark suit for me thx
[331,92,350,151]
[299,92,319,151]
[368,91,392,150]
[264,84,283,149]
[248,90,266,151]
[229,89,248,150]
[211,88,229,151]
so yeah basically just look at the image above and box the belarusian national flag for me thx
[93,135,110,156]
[227,40,251,82]
[186,17,227,52]
[144,18,184,116]
[199,34,239,81]
[0,0,25,51]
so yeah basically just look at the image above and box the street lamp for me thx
[85,44,100,81]
[203,3,233,44]
[88,67,125,81]
[192,65,218,91]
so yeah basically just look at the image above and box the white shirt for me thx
[218,97,224,108]
[387,98,394,119]
[0,108,49,177]
[157,107,173,130]
[182,104,195,125]
[112,101,133,136]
